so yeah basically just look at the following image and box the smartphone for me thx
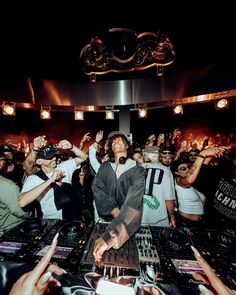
[158,133,165,143]
[181,140,187,148]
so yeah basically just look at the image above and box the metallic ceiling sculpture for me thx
[80,28,175,78]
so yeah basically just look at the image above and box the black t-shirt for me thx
[202,158,236,229]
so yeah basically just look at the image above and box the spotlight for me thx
[2,102,16,116]
[40,105,51,119]
[105,106,115,120]
[138,105,147,118]
[215,98,229,110]
[106,110,114,120]
[74,109,84,120]
[173,104,183,115]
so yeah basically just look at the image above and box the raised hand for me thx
[9,233,66,295]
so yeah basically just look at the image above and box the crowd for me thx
[0,128,236,294]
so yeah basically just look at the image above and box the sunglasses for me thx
[178,166,189,172]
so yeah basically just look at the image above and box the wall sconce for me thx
[215,98,229,110]
[40,105,51,119]
[74,107,84,120]
[2,101,16,116]
[105,106,114,120]
[138,104,147,118]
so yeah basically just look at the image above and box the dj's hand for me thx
[9,233,66,295]
[191,245,235,295]
[93,236,109,263]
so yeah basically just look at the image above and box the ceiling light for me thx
[138,105,147,118]
[74,109,84,120]
[40,105,51,119]
[215,98,229,110]
[106,110,114,120]
[173,104,183,115]
[2,101,16,116]
[105,106,114,120]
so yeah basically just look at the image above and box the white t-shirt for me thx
[141,163,175,226]
[21,159,77,219]
[175,180,206,214]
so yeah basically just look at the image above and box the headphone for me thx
[110,156,127,164]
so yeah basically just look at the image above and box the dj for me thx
[92,131,145,262]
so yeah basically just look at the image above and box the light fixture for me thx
[157,66,163,77]
[40,105,51,119]
[172,99,183,115]
[105,106,114,120]
[90,73,96,83]
[173,104,183,115]
[215,98,229,110]
[74,110,84,120]
[74,107,84,120]
[2,101,16,116]
[138,104,147,118]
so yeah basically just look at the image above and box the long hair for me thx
[107,134,133,161]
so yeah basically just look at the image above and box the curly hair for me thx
[107,134,133,161]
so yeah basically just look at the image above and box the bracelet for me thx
[95,141,100,144]
[197,154,205,159]
[70,144,74,150]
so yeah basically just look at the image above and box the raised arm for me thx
[57,139,87,166]
[19,170,65,208]
[186,146,225,184]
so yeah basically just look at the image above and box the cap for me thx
[108,131,126,139]
[2,145,13,153]
[36,145,60,160]
[143,146,159,154]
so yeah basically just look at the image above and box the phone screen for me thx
[171,258,204,274]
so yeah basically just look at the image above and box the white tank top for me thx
[175,180,206,215]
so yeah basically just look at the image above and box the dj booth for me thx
[0,218,236,294]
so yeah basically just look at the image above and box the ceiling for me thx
[0,3,236,82]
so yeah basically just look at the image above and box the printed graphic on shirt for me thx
[214,178,236,221]
[144,167,164,209]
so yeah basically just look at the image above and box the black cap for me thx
[36,145,60,160]
[2,145,13,153]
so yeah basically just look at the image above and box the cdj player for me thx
[150,226,236,294]
[0,218,93,274]
[1,220,236,295]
